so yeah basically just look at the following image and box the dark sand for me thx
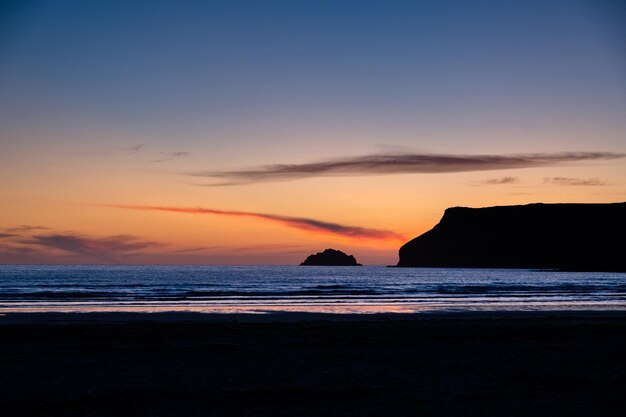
[1,311,625,416]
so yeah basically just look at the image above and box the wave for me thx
[433,284,626,295]
[184,288,384,297]
[0,288,385,300]
[1,286,624,302]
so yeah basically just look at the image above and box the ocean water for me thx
[0,265,625,314]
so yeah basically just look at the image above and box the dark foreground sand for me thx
[1,311,625,417]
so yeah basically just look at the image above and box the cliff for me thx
[397,202,626,271]
[301,249,362,266]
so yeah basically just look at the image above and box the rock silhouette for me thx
[300,249,362,266]
[397,202,626,271]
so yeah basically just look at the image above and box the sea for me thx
[0,265,625,314]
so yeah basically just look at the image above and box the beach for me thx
[1,311,625,416]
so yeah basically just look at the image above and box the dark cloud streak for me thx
[100,204,404,241]
[190,151,624,185]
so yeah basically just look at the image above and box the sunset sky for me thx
[1,0,625,265]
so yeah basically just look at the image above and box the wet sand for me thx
[1,311,625,416]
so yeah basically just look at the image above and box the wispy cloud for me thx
[0,225,49,241]
[20,233,159,261]
[170,243,305,254]
[235,243,306,251]
[543,177,608,186]
[115,144,143,154]
[3,225,50,233]
[100,204,405,241]
[190,151,624,185]
[0,243,35,256]
[150,151,188,163]
[170,246,221,254]
[474,176,519,186]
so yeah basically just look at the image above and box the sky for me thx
[1,0,625,265]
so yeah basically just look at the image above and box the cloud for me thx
[150,151,188,163]
[543,177,608,186]
[170,246,221,254]
[475,176,519,185]
[3,225,50,233]
[235,243,306,251]
[0,225,50,240]
[100,204,405,241]
[190,151,624,185]
[170,244,305,254]
[115,144,143,154]
[20,233,159,261]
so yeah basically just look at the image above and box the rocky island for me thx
[300,249,362,266]
[397,202,626,271]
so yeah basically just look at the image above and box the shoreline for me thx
[2,309,626,323]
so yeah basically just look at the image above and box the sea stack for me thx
[397,202,626,271]
[300,249,362,266]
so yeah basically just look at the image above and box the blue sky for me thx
[1,0,624,155]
